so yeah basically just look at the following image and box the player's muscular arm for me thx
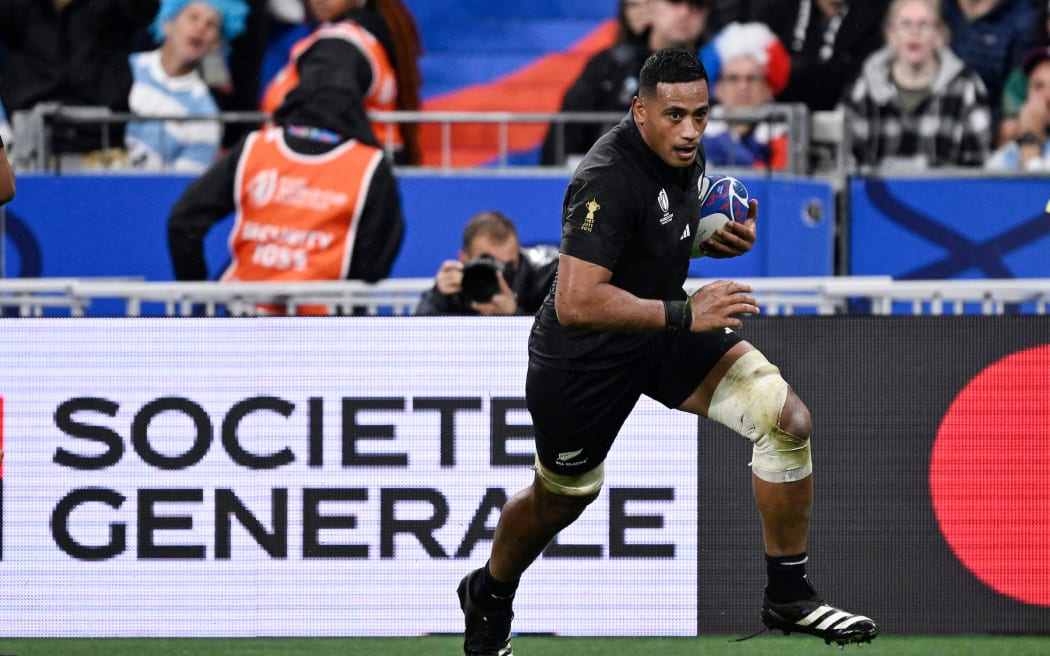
[555,254,665,331]
[555,254,759,331]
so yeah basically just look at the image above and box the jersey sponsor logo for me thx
[582,199,600,232]
[680,224,691,240]
[658,188,673,224]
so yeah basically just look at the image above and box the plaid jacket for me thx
[844,46,992,170]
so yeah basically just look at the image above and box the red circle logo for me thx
[930,345,1050,607]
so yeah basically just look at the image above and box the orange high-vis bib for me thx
[222,127,383,314]
[260,21,403,151]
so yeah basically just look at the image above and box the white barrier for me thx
[2,276,1049,317]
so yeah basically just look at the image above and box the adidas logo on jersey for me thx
[680,224,691,240]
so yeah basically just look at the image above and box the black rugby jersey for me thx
[530,112,707,369]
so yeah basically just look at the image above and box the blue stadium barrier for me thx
[2,173,835,286]
[849,176,1050,279]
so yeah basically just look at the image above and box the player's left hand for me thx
[471,272,518,316]
[700,198,757,259]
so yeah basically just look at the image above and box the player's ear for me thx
[631,96,645,126]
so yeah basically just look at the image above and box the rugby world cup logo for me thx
[658,188,673,224]
[247,168,280,207]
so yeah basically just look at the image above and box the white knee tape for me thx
[707,350,812,483]
[751,426,812,483]
[534,455,605,497]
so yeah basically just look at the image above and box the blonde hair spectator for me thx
[843,0,991,170]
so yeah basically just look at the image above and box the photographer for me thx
[414,211,558,316]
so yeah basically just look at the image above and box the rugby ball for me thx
[691,174,749,258]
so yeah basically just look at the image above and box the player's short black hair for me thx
[638,48,708,98]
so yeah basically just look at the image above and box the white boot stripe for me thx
[815,611,851,630]
[797,605,835,626]
[835,614,873,629]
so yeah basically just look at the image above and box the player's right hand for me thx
[687,280,759,331]
[435,260,465,295]
[703,199,758,259]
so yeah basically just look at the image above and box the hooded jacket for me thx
[167,74,404,291]
[844,45,992,168]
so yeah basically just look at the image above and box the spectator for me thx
[209,0,271,148]
[260,0,423,164]
[0,0,159,155]
[619,0,653,43]
[540,0,710,166]
[414,211,558,317]
[361,0,425,165]
[126,0,250,172]
[942,0,1036,127]
[997,0,1049,144]
[0,101,12,151]
[843,0,992,170]
[256,0,311,95]
[0,134,15,206]
[701,22,792,168]
[167,74,404,315]
[987,45,1050,170]
[708,0,758,30]
[751,0,890,110]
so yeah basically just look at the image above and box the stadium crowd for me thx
[1,0,1047,175]
[0,0,1045,313]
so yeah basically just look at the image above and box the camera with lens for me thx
[460,253,507,303]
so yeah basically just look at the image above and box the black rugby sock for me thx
[471,562,518,611]
[765,552,813,604]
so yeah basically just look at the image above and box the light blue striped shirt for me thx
[125,49,222,172]
[986,140,1050,172]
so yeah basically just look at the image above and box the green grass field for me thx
[0,636,1047,656]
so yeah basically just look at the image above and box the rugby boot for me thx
[762,584,879,646]
[457,568,514,656]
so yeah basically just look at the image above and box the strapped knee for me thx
[707,350,813,483]
[534,455,605,497]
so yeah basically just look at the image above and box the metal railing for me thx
[9,103,818,174]
[2,277,1048,318]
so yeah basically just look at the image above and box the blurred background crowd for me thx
[1,0,1047,174]
[2,0,1049,315]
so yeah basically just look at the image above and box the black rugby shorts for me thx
[527,327,742,474]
